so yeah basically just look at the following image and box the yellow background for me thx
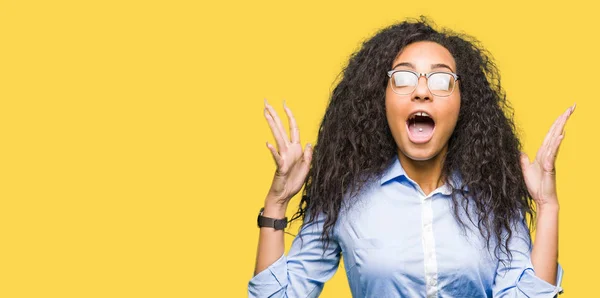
[0,0,597,297]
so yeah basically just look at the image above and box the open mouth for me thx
[406,111,435,144]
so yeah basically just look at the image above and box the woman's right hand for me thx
[263,99,313,212]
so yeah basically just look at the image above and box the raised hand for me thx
[520,104,576,208]
[263,99,313,210]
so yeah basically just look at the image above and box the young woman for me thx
[249,18,572,297]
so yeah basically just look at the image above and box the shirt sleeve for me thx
[492,218,564,297]
[248,212,342,298]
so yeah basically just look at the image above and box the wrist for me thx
[263,201,288,218]
[537,202,560,214]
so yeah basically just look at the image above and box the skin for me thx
[254,41,575,286]
[522,104,575,284]
[385,41,461,195]
[254,100,311,275]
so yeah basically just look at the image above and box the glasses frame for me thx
[387,70,460,97]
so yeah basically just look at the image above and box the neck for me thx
[398,146,447,196]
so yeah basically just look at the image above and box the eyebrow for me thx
[392,62,455,72]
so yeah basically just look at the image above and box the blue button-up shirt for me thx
[249,156,564,297]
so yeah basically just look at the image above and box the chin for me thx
[398,143,441,162]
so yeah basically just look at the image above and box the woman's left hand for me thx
[520,104,575,209]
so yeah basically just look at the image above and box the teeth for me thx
[409,111,431,120]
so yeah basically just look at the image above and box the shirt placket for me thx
[420,191,439,298]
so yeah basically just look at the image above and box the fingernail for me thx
[571,103,576,113]
[264,98,269,107]
[283,100,287,109]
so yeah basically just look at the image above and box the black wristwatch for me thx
[257,207,288,230]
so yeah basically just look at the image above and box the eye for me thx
[393,72,418,87]
[428,73,452,91]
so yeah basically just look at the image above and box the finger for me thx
[538,108,570,162]
[545,131,565,170]
[266,141,283,166]
[283,101,301,144]
[554,131,565,159]
[537,115,561,161]
[265,108,286,151]
[265,100,289,144]
[555,107,572,135]
[544,108,568,148]
[545,107,571,158]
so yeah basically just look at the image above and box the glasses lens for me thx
[428,73,455,96]
[391,71,418,94]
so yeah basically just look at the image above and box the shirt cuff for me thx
[516,259,564,297]
[248,254,289,297]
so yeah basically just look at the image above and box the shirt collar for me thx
[379,156,468,196]
[380,156,407,186]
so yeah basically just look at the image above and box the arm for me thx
[531,204,559,285]
[249,100,341,297]
[249,212,342,298]
[494,104,575,297]
[520,104,574,284]
[254,201,288,276]
[492,217,564,297]
[254,99,312,276]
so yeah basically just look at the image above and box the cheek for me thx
[385,92,409,131]
[437,97,461,134]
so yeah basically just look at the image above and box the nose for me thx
[412,75,432,101]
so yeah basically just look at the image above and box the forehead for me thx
[392,41,456,70]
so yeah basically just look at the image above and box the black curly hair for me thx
[290,17,535,262]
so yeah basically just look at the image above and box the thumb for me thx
[303,143,313,163]
[519,152,530,173]
[296,143,313,179]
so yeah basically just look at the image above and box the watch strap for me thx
[257,207,288,230]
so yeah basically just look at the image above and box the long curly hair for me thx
[290,17,534,261]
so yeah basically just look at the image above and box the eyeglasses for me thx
[387,70,460,97]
